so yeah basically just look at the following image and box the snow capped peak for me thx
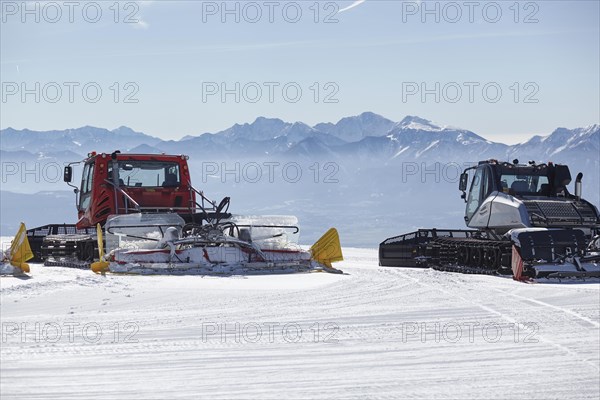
[111,126,151,138]
[313,112,395,142]
[357,111,387,121]
[218,117,290,141]
[531,124,599,146]
[289,121,311,129]
[578,123,599,136]
[252,116,285,126]
[397,116,442,131]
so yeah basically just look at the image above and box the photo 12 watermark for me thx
[399,321,540,344]
[1,1,141,24]
[2,321,140,344]
[400,1,540,24]
[1,82,140,104]
[199,1,341,24]
[200,321,340,344]
[399,162,477,184]
[1,161,66,184]
[201,81,340,104]
[199,161,340,184]
[401,82,540,104]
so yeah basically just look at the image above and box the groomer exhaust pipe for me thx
[575,172,583,200]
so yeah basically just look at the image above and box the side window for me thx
[79,163,94,210]
[482,168,493,199]
[466,168,483,221]
[80,164,90,194]
[84,164,94,194]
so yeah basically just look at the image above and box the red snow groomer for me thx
[28,151,230,266]
[26,151,343,274]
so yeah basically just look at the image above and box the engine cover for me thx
[523,199,599,227]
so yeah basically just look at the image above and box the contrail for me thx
[338,0,367,13]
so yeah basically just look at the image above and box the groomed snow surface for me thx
[1,248,599,399]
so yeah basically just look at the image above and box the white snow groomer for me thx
[379,160,600,280]
[91,197,343,275]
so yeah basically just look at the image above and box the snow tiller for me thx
[24,150,343,275]
[379,159,600,280]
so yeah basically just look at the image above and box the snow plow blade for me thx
[90,224,110,274]
[1,223,33,275]
[90,214,344,275]
[514,229,600,279]
[546,270,600,279]
[310,228,343,273]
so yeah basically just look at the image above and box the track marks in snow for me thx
[386,267,600,373]
[491,288,600,328]
[1,248,599,399]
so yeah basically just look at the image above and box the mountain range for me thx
[1,113,598,244]
[1,112,598,167]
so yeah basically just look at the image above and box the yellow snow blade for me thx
[91,261,110,274]
[6,261,30,274]
[91,224,110,274]
[310,228,343,269]
[9,222,33,273]
[96,224,105,260]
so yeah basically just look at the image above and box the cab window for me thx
[79,163,94,210]
[501,174,549,195]
[466,168,483,221]
[117,161,180,188]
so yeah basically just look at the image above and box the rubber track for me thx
[428,237,512,275]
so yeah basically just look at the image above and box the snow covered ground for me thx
[1,247,599,399]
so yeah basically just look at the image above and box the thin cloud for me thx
[134,17,149,29]
[338,0,367,13]
[334,29,584,48]
[0,41,314,65]
[132,1,151,29]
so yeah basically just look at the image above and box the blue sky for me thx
[1,0,599,143]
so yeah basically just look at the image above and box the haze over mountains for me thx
[1,113,598,244]
[2,112,599,165]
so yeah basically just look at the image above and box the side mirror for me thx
[459,173,468,191]
[64,166,73,183]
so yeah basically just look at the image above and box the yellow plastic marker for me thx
[8,222,33,274]
[310,228,343,271]
[91,224,110,274]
